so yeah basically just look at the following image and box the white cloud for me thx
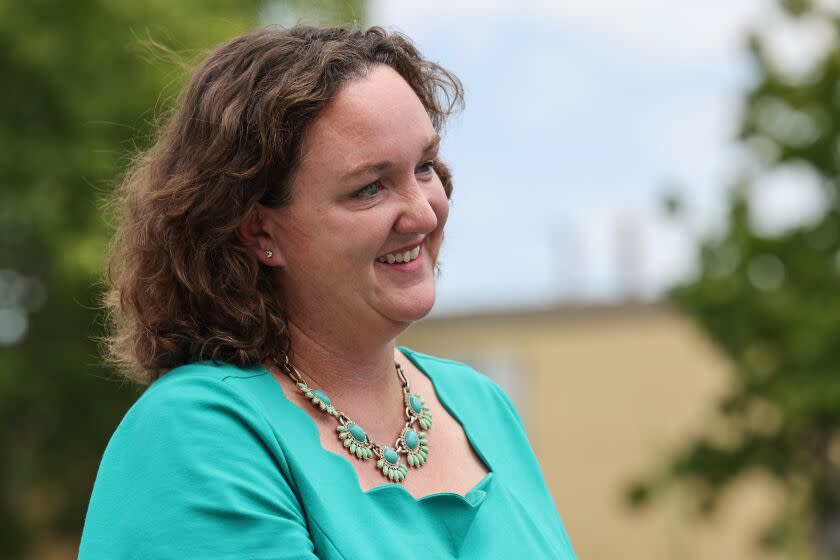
[370,0,766,68]
[648,93,745,233]
[498,50,593,128]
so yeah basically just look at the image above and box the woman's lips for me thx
[376,240,422,264]
[375,244,424,270]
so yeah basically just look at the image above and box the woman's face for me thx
[260,64,449,333]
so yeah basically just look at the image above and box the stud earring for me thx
[265,250,273,258]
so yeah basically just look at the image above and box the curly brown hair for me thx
[101,25,464,384]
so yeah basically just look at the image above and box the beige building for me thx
[399,301,788,560]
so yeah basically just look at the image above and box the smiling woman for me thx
[79,25,577,559]
[243,64,449,330]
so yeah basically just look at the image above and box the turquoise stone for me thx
[383,448,399,465]
[404,429,419,450]
[409,394,423,414]
[312,389,330,405]
[348,423,366,442]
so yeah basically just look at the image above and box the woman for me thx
[79,25,577,559]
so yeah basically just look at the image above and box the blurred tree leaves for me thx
[629,1,840,556]
[0,1,362,557]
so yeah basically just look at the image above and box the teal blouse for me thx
[79,347,577,559]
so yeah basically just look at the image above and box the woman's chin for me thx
[382,289,436,324]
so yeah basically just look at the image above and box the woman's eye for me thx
[355,181,382,199]
[416,161,435,174]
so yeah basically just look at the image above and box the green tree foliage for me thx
[629,1,840,556]
[0,1,362,557]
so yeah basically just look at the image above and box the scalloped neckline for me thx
[257,346,494,505]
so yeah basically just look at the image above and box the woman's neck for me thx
[284,317,401,401]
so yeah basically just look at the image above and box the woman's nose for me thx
[394,181,440,234]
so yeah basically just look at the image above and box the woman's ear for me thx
[236,207,286,267]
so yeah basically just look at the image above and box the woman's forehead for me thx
[299,66,436,171]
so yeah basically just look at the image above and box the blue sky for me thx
[267,0,836,315]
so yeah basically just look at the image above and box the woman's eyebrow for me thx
[339,161,389,183]
[424,133,441,154]
[339,134,441,183]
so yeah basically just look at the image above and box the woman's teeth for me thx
[377,245,421,264]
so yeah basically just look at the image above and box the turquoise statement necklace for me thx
[278,356,433,483]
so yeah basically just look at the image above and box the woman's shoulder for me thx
[399,346,498,391]
[80,360,312,559]
[104,360,280,466]
[127,359,269,417]
[146,358,267,390]
[398,346,523,424]
[398,346,491,382]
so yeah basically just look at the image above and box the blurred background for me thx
[3,0,840,558]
